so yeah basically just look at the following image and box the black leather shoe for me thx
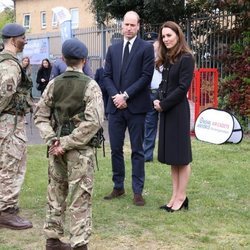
[159,204,172,212]
[104,189,125,200]
[169,197,189,212]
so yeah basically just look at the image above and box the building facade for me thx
[15,0,96,35]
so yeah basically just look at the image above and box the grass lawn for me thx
[0,137,249,250]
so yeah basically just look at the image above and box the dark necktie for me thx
[122,41,130,70]
[120,41,130,89]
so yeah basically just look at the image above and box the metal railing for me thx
[25,11,245,78]
[183,11,245,78]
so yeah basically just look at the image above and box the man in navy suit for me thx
[50,57,93,79]
[103,11,154,206]
[95,60,108,118]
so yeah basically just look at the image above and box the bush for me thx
[218,31,250,131]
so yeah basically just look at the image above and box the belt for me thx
[150,89,158,94]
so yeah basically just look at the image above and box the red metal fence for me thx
[188,68,219,130]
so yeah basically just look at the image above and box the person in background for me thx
[21,56,32,124]
[95,59,108,119]
[143,32,162,162]
[36,58,52,94]
[0,23,33,230]
[50,56,94,79]
[34,38,104,250]
[154,21,195,212]
[103,11,154,206]
[21,56,32,78]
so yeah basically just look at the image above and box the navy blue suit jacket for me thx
[50,58,94,79]
[94,67,105,91]
[104,37,154,114]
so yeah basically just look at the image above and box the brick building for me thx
[14,0,95,35]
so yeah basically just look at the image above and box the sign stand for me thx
[194,108,243,144]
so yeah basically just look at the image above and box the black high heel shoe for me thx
[159,204,172,212]
[169,197,189,212]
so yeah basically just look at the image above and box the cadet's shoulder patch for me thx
[7,84,13,91]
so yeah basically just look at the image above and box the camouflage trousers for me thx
[0,131,27,212]
[44,147,95,248]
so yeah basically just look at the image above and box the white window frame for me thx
[23,14,31,30]
[70,8,79,29]
[41,11,46,29]
[52,12,58,28]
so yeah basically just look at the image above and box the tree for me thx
[89,0,186,25]
[0,7,15,30]
[90,0,249,25]
[186,0,249,15]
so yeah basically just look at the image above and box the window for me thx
[70,8,79,29]
[52,12,58,28]
[41,11,46,29]
[23,14,31,30]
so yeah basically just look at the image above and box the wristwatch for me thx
[122,91,129,101]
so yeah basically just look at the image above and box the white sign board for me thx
[194,108,243,144]
[22,38,49,65]
[52,6,72,43]
[52,6,71,24]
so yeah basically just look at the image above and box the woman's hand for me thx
[153,99,163,112]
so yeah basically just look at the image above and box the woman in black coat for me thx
[154,21,195,212]
[36,58,52,94]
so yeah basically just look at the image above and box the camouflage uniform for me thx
[34,67,104,248]
[0,50,32,212]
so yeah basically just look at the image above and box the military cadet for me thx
[34,38,104,250]
[0,23,33,230]
[143,32,162,162]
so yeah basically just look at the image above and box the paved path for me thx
[25,114,43,145]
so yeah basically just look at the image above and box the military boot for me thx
[4,206,20,214]
[73,245,88,250]
[0,211,32,230]
[46,238,72,250]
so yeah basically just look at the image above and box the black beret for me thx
[143,32,158,43]
[1,23,26,38]
[62,38,88,59]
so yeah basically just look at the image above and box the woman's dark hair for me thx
[40,58,51,69]
[156,21,193,68]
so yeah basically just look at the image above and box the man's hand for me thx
[49,140,65,156]
[112,94,127,109]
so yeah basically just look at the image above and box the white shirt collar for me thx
[123,36,137,51]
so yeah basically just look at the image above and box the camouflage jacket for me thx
[34,67,104,150]
[0,50,33,141]
[0,50,33,115]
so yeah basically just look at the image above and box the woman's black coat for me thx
[36,67,51,93]
[158,53,195,165]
